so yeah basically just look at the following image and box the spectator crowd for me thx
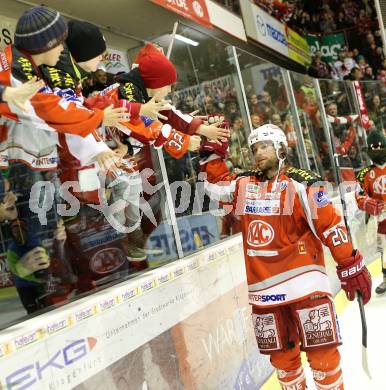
[0,1,384,327]
[0,5,230,318]
[215,1,385,81]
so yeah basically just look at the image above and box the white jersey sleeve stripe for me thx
[204,179,237,203]
[291,179,320,241]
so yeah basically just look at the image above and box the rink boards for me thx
[0,234,273,390]
[0,192,379,390]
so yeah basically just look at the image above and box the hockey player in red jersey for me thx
[200,123,372,390]
[356,130,386,293]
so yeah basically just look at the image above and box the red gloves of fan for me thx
[336,250,372,304]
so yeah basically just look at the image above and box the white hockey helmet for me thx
[248,124,288,151]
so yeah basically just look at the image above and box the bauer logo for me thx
[247,220,274,247]
[2,337,97,390]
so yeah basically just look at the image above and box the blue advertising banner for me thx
[147,213,220,265]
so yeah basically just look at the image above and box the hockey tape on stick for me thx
[357,292,372,379]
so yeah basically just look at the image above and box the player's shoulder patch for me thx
[286,166,322,185]
[236,169,263,179]
[356,165,374,183]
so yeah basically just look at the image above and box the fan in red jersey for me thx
[356,130,386,293]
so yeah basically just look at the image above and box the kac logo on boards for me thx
[2,337,97,390]
[192,1,204,17]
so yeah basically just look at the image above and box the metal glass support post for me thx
[312,79,339,185]
[186,45,201,87]
[281,70,311,170]
[166,22,179,58]
[374,0,386,57]
[230,46,254,135]
[314,80,359,249]
[154,22,184,259]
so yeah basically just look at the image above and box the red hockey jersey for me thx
[356,164,386,233]
[202,157,354,308]
[0,45,103,137]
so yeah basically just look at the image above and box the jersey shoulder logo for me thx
[356,165,373,183]
[286,166,321,185]
[236,169,263,179]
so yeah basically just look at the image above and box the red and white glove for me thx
[336,250,372,304]
[200,114,230,159]
[363,197,385,216]
[200,137,229,159]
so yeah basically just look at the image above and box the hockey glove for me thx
[362,197,385,216]
[200,114,230,159]
[337,250,372,304]
[200,137,229,159]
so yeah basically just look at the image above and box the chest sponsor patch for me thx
[244,199,280,215]
[246,188,281,201]
[246,183,260,193]
[246,183,265,200]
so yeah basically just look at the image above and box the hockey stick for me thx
[314,79,371,378]
[357,292,371,379]
[331,152,372,379]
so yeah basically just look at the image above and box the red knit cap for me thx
[135,44,177,89]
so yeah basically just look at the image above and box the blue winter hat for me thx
[14,6,68,54]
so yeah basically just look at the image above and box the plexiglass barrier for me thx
[0,24,383,330]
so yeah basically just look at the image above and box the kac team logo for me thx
[247,220,274,247]
[373,175,386,195]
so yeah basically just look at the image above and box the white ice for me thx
[303,276,386,389]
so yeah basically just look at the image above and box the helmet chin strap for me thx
[271,145,285,192]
